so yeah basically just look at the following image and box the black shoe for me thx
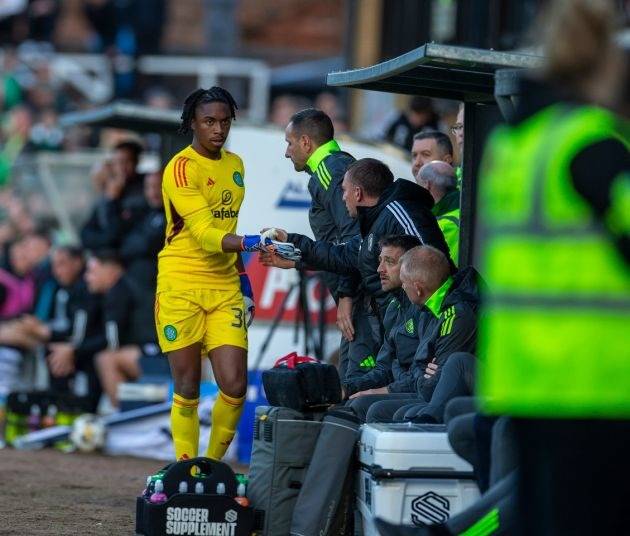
[374,518,451,536]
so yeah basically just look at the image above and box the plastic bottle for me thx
[41,405,57,428]
[150,479,168,504]
[179,481,188,494]
[27,405,41,432]
[142,475,152,497]
[194,482,204,494]
[235,482,249,507]
[216,482,225,495]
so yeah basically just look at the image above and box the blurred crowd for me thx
[0,137,167,413]
[0,1,465,418]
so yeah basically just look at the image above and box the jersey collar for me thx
[425,276,454,317]
[306,139,341,174]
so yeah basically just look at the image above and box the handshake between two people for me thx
[243,228,301,267]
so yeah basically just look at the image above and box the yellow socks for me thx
[206,391,245,460]
[171,393,199,460]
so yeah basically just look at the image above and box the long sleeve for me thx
[163,158,230,253]
[289,233,360,276]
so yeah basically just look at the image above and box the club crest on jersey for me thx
[233,171,244,187]
[222,190,233,205]
[206,177,215,187]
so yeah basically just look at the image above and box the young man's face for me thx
[112,147,137,180]
[284,122,310,172]
[85,258,118,294]
[192,101,232,155]
[411,138,452,178]
[52,250,83,287]
[377,245,405,292]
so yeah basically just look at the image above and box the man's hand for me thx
[424,358,438,379]
[349,387,388,399]
[260,228,288,242]
[104,173,126,200]
[337,296,354,342]
[47,343,76,377]
[259,251,296,269]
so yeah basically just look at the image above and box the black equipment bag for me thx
[262,352,342,411]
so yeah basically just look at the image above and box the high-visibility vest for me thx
[476,103,630,418]
[438,209,460,265]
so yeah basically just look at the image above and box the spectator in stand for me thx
[80,139,146,250]
[29,107,63,151]
[0,105,34,186]
[383,96,439,152]
[25,0,60,43]
[269,94,311,128]
[314,91,348,134]
[0,230,50,320]
[45,248,105,412]
[0,47,22,112]
[117,169,165,287]
[88,250,165,410]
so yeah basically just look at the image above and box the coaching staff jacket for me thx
[288,179,452,314]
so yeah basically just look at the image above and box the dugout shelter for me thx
[327,43,544,266]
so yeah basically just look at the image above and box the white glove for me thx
[269,240,302,261]
[261,228,280,241]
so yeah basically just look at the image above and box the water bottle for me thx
[42,405,57,428]
[142,475,151,497]
[216,482,225,495]
[194,482,204,494]
[149,479,168,504]
[179,481,188,494]
[27,405,41,432]
[234,482,249,507]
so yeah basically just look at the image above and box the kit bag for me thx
[290,409,361,536]
[262,352,342,411]
[247,405,324,535]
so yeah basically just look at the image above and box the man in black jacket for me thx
[86,251,167,409]
[262,158,451,382]
[80,140,147,250]
[42,246,106,412]
[116,169,165,287]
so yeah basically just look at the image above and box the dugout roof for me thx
[59,102,181,133]
[326,43,543,102]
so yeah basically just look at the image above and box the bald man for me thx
[417,161,460,264]
[361,245,479,423]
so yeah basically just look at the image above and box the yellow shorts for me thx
[155,288,248,355]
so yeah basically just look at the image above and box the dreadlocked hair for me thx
[178,87,238,134]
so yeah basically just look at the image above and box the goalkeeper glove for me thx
[270,241,302,261]
[239,272,255,327]
[241,235,272,252]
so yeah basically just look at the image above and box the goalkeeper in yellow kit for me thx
[155,87,271,461]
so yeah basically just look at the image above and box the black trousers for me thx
[514,418,630,535]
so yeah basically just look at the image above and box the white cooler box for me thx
[356,423,480,535]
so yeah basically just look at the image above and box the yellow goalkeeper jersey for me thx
[157,145,245,292]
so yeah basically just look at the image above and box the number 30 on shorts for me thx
[231,307,244,328]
